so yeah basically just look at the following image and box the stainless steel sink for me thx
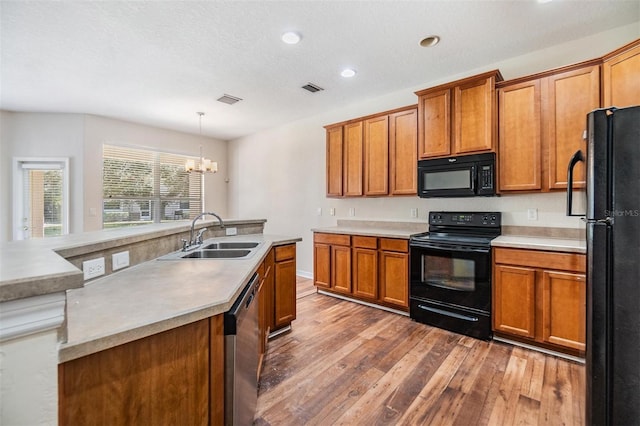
[157,239,263,260]
[181,249,251,259]
[202,242,260,250]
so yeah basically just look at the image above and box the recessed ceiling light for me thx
[341,68,357,78]
[537,0,553,3]
[281,31,301,44]
[420,35,441,47]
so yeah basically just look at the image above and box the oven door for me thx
[410,243,491,313]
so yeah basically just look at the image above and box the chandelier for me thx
[185,112,218,174]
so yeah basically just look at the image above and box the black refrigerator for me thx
[567,106,640,426]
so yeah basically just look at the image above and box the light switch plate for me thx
[83,258,105,280]
[410,208,418,218]
[112,251,130,271]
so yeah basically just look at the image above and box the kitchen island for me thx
[0,219,300,425]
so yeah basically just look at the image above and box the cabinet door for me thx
[498,80,542,191]
[603,41,640,108]
[326,126,343,197]
[363,115,389,196]
[541,271,586,351]
[314,243,331,289]
[379,251,409,308]
[332,245,352,294]
[454,76,495,154]
[389,108,418,195]
[59,319,210,425]
[274,258,296,328]
[265,250,275,333]
[418,89,451,158]
[343,121,363,196]
[352,247,378,299]
[545,65,599,190]
[493,264,536,338]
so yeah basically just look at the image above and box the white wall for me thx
[0,111,85,241]
[228,24,639,276]
[82,115,228,231]
[0,112,228,240]
[0,329,60,425]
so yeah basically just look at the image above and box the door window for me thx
[13,158,69,240]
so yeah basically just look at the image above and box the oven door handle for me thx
[411,243,490,254]
[417,305,480,322]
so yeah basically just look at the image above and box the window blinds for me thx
[102,145,202,227]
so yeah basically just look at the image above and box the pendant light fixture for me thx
[185,112,218,173]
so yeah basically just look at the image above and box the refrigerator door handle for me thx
[566,149,585,216]
[582,217,614,225]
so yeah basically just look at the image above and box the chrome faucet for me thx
[183,212,225,251]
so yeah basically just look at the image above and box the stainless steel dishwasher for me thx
[224,272,260,426]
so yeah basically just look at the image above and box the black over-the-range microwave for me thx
[417,152,496,198]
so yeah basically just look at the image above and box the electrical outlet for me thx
[83,257,105,280]
[225,227,238,236]
[112,251,130,271]
[410,208,418,218]
[527,208,538,221]
[329,208,335,216]
[348,207,355,217]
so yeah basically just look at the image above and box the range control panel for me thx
[429,211,501,227]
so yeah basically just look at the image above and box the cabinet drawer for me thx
[379,238,408,253]
[275,244,296,262]
[352,236,377,249]
[494,247,586,273]
[314,233,350,246]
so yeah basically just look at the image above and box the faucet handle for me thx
[181,238,190,251]
[196,228,208,244]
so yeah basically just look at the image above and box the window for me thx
[13,158,70,240]
[102,145,202,228]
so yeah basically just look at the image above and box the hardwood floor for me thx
[257,279,585,425]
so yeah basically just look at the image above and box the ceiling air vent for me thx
[302,83,324,93]
[217,94,243,105]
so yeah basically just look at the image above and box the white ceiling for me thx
[1,1,638,141]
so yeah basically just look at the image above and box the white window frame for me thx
[12,157,70,241]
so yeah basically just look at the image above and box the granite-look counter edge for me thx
[0,219,267,302]
[59,233,301,363]
[492,235,586,254]
[312,219,429,239]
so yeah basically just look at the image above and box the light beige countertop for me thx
[312,219,429,239]
[0,219,266,302]
[60,233,300,363]
[492,235,586,254]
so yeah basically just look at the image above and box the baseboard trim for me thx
[493,336,585,364]
[296,270,313,279]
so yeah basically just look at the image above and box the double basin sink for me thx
[158,240,262,260]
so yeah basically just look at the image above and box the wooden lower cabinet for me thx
[59,317,224,425]
[493,247,586,354]
[273,244,297,330]
[314,232,409,311]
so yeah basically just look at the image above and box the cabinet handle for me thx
[417,305,479,322]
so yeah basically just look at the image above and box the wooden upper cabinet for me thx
[343,121,364,196]
[326,125,343,197]
[324,105,417,198]
[418,89,451,158]
[389,108,418,195]
[545,65,599,190]
[498,80,542,191]
[416,70,501,159]
[363,115,389,196]
[497,62,599,192]
[603,39,640,108]
[454,74,497,154]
